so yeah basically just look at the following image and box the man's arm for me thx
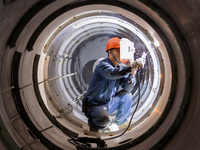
[98,61,131,79]
[120,74,136,92]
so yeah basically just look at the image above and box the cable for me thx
[104,66,141,141]
[53,116,89,147]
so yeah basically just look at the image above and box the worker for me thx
[82,37,145,132]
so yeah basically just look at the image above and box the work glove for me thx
[130,52,146,75]
[130,61,139,76]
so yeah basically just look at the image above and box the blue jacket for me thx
[85,57,136,106]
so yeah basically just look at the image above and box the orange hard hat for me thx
[106,37,120,52]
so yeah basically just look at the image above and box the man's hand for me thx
[130,52,146,75]
[135,58,145,68]
[135,52,146,68]
[130,61,138,76]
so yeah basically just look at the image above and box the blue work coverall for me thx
[85,57,136,129]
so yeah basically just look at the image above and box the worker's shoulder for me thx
[98,58,110,65]
[98,59,114,69]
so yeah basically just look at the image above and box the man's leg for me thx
[107,90,132,126]
[86,105,111,130]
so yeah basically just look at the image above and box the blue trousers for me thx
[86,90,132,129]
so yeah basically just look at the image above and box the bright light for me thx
[154,39,160,47]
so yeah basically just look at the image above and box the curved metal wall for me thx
[0,0,199,150]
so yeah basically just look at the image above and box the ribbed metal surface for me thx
[0,0,199,150]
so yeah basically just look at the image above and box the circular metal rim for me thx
[1,0,190,149]
[44,11,163,127]
[35,3,172,145]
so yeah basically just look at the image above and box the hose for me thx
[104,66,141,141]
